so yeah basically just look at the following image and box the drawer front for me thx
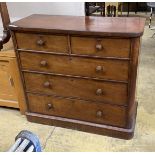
[24,73,128,105]
[15,33,68,53]
[27,93,127,128]
[20,52,129,81]
[71,37,130,58]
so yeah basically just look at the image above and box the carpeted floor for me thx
[0,25,155,152]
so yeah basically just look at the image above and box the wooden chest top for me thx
[9,14,145,37]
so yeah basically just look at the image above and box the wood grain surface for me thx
[9,14,145,37]
[20,51,129,82]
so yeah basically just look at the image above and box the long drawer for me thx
[24,72,128,105]
[15,33,69,53]
[27,93,127,128]
[71,37,131,58]
[20,52,129,81]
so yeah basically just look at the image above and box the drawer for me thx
[71,37,130,58]
[27,93,127,128]
[15,33,68,53]
[20,52,129,81]
[24,72,128,105]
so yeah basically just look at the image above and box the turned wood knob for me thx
[44,81,50,88]
[37,39,45,46]
[40,60,47,67]
[96,44,103,51]
[96,89,103,95]
[96,66,105,73]
[96,66,103,72]
[47,103,54,110]
[96,110,103,117]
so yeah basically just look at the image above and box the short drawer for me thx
[71,37,130,58]
[24,72,128,105]
[15,33,68,53]
[27,93,127,128]
[20,52,129,81]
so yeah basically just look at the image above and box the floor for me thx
[0,25,155,152]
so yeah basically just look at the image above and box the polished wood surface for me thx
[24,72,128,105]
[9,14,145,37]
[127,37,141,128]
[20,52,129,81]
[71,37,130,58]
[0,50,26,113]
[16,33,68,53]
[9,14,145,139]
[0,55,18,105]
[28,93,127,127]
[26,110,135,139]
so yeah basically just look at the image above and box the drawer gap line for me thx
[22,70,128,84]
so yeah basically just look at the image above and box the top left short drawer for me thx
[15,33,69,53]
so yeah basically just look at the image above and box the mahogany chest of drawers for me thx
[9,14,145,139]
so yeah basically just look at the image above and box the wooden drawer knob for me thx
[96,66,104,72]
[96,89,103,95]
[40,60,47,67]
[96,110,103,117]
[47,103,54,110]
[96,44,103,51]
[44,81,50,88]
[36,39,45,46]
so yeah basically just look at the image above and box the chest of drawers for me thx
[9,15,145,139]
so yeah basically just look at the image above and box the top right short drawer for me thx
[71,37,131,58]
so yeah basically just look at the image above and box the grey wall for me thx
[0,2,84,35]
[7,2,84,19]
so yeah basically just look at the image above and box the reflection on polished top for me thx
[9,14,146,37]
